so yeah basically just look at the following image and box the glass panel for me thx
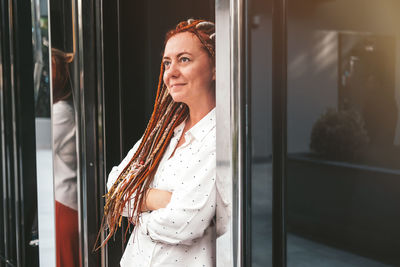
[287,1,400,266]
[49,0,80,266]
[249,1,273,266]
[31,0,55,266]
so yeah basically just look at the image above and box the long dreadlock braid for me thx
[96,19,215,249]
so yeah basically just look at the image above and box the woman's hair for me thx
[51,48,74,103]
[97,18,215,249]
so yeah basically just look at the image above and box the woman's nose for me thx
[166,61,180,78]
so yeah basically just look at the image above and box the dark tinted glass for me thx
[249,1,273,266]
[287,1,400,266]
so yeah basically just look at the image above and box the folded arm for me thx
[140,148,217,245]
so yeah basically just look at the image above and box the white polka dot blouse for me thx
[107,108,217,267]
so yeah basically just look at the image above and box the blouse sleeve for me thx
[139,146,216,246]
[106,137,142,217]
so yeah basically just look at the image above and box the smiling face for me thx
[162,32,215,106]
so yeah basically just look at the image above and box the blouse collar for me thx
[173,107,216,142]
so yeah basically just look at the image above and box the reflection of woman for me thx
[102,19,217,266]
[52,48,80,267]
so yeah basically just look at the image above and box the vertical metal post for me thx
[215,0,234,265]
[76,0,103,265]
[0,0,11,263]
[272,0,287,266]
[231,0,246,265]
[74,0,86,263]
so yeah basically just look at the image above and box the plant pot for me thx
[287,153,400,266]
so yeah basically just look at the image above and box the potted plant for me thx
[309,108,369,160]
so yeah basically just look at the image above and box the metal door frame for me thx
[216,0,288,266]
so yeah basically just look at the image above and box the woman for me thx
[101,19,217,266]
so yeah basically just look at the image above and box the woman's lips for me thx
[171,83,186,88]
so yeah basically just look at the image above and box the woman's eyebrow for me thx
[177,52,193,57]
[163,52,193,60]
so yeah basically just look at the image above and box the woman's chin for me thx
[170,93,185,103]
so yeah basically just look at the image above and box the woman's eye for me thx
[180,57,190,63]
[163,61,171,67]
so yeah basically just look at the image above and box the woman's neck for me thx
[185,97,215,129]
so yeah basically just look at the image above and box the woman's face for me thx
[163,32,215,105]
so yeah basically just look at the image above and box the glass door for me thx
[219,0,400,266]
[286,1,400,266]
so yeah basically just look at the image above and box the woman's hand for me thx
[141,188,172,212]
